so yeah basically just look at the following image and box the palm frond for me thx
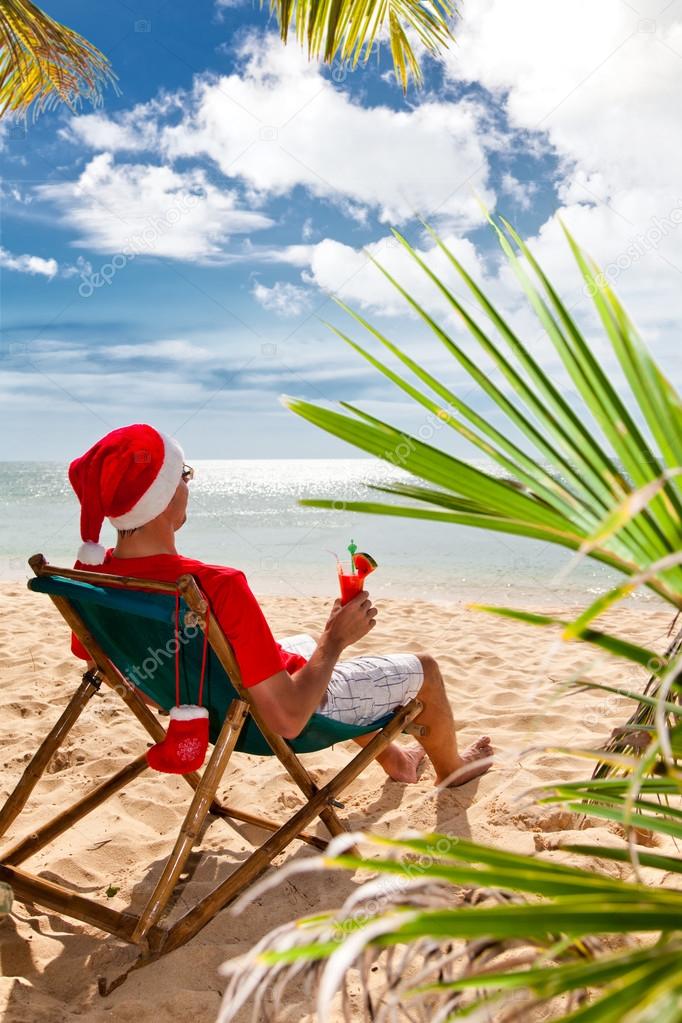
[475,597,682,779]
[266,0,457,91]
[469,605,668,669]
[270,216,682,1021]
[0,0,116,119]
[282,216,682,598]
[591,628,682,779]
[218,831,682,1023]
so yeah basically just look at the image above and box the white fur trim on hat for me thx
[77,541,107,565]
[109,431,184,530]
[170,705,209,721]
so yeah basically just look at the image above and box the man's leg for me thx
[352,652,492,787]
[351,732,426,783]
[411,653,492,786]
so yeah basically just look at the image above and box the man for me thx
[69,424,493,787]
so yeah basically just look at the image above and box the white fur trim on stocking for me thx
[77,541,107,565]
[170,705,209,721]
[108,432,184,530]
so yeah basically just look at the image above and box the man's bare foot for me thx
[377,742,427,783]
[436,736,493,787]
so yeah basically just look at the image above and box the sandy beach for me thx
[0,581,675,1022]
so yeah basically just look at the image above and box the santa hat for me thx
[69,424,185,565]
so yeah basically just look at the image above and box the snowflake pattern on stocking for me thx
[177,736,204,762]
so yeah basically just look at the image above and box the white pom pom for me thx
[170,705,209,721]
[77,541,106,565]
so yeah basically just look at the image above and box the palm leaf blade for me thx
[0,0,116,118]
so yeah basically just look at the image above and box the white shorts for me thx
[278,634,424,727]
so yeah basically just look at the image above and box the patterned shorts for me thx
[278,633,424,727]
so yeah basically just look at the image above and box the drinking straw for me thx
[348,538,357,574]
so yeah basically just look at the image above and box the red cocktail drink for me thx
[336,546,378,605]
[337,563,365,605]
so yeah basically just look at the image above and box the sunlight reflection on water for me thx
[1,459,655,608]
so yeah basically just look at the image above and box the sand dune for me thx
[0,582,675,1022]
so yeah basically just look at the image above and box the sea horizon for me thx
[1,458,659,609]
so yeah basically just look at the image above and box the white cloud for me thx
[60,255,93,280]
[64,112,157,152]
[251,280,312,317]
[498,193,682,351]
[336,199,370,225]
[243,241,316,267]
[300,231,487,318]
[449,0,682,195]
[64,32,496,230]
[34,153,273,261]
[105,339,215,362]
[0,334,377,420]
[0,246,58,278]
[0,367,212,412]
[7,4,682,455]
[62,93,177,152]
[439,0,682,370]
[500,173,537,210]
[7,184,31,204]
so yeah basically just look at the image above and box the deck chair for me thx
[0,554,424,986]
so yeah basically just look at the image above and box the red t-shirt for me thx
[70,550,308,687]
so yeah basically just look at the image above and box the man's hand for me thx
[322,590,377,654]
[324,596,342,628]
[249,590,377,739]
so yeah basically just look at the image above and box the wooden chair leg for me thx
[177,578,349,843]
[130,699,249,942]
[2,754,150,866]
[104,702,423,990]
[156,699,423,957]
[209,804,327,851]
[0,669,102,840]
[44,592,250,831]
[0,862,164,946]
[254,727,349,841]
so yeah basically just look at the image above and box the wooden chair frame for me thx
[0,554,424,988]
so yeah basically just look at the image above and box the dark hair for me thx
[117,528,139,538]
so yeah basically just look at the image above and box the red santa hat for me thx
[69,424,185,565]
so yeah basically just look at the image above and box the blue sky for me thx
[1,0,681,459]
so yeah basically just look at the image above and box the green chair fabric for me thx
[29,575,394,754]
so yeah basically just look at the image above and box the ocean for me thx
[0,458,653,608]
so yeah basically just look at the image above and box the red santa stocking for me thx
[146,705,209,774]
[146,593,212,775]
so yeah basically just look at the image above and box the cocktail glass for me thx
[337,560,364,605]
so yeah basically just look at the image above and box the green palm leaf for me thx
[469,605,669,667]
[266,216,682,1023]
[0,0,116,119]
[268,0,457,91]
[283,217,682,596]
[218,831,682,1023]
[282,394,578,531]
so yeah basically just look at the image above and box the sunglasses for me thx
[181,463,195,482]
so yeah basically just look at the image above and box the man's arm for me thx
[246,591,376,738]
